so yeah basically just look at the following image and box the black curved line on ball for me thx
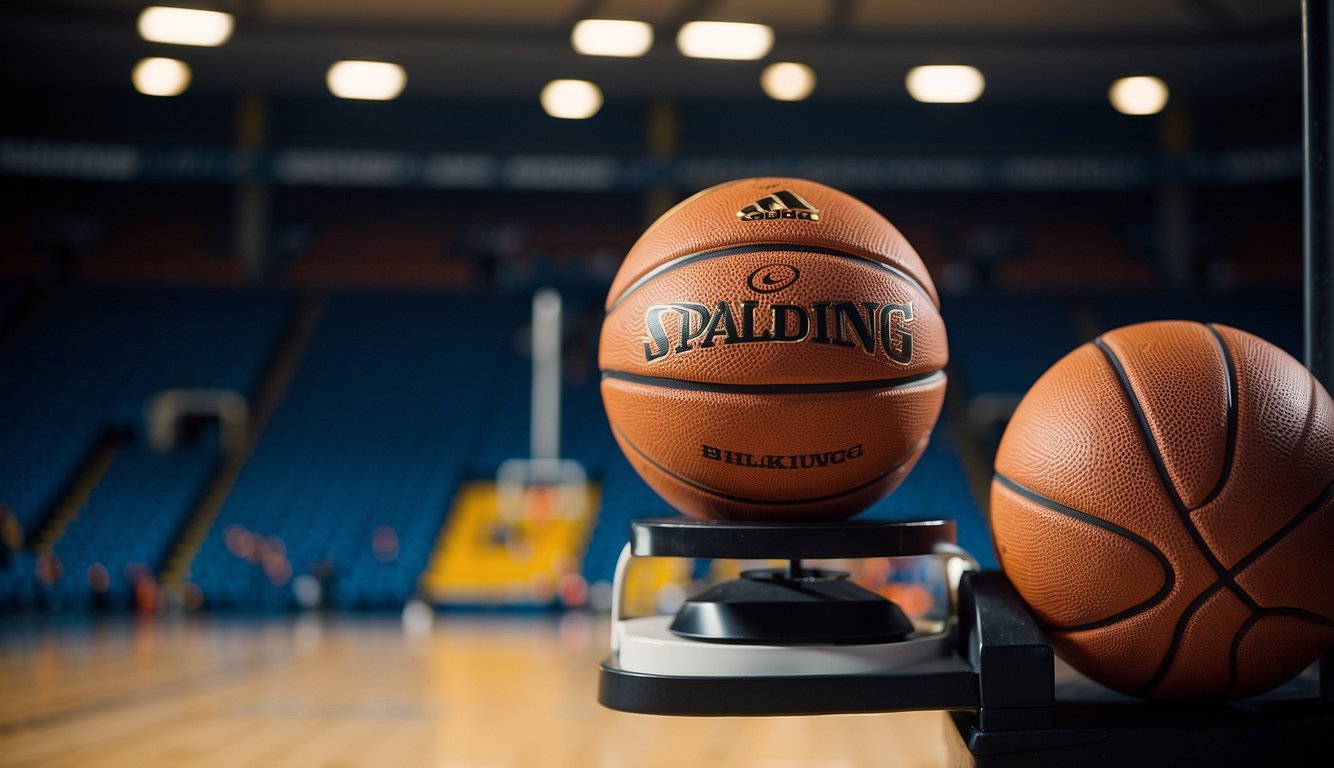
[1137,578,1231,698]
[1223,613,1264,701]
[1225,477,1334,581]
[1138,476,1334,698]
[1092,336,1193,516]
[1195,321,1243,512]
[1193,323,1239,511]
[605,243,936,316]
[993,472,1176,634]
[601,369,945,395]
[1092,334,1261,694]
[1093,335,1244,589]
[1224,607,1334,700]
[611,424,926,508]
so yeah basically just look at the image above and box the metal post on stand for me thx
[1304,0,1333,390]
[1302,0,1334,704]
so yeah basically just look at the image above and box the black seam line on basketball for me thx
[1223,613,1261,701]
[1134,577,1230,697]
[611,423,925,507]
[604,243,935,316]
[600,369,945,395]
[1255,606,1334,629]
[1093,334,1263,698]
[1224,476,1334,583]
[1134,476,1334,698]
[1092,338,1253,605]
[1224,607,1334,700]
[1092,337,1192,513]
[1195,323,1238,511]
[993,472,1176,634]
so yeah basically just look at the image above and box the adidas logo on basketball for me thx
[737,190,821,222]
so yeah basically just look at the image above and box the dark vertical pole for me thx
[235,93,270,280]
[1303,0,1334,391]
[1303,0,1334,704]
[644,100,680,226]
[1158,105,1193,289]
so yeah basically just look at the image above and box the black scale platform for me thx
[598,519,1334,765]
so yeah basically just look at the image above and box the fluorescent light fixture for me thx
[132,57,191,97]
[137,6,234,47]
[541,79,603,119]
[1109,76,1169,115]
[905,65,985,103]
[326,61,407,101]
[676,21,773,61]
[761,62,815,101]
[572,19,653,57]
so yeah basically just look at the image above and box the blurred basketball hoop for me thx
[420,287,597,606]
[496,288,590,527]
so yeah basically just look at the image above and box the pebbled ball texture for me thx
[991,320,1334,699]
[599,178,947,521]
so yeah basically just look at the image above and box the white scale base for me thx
[615,615,954,678]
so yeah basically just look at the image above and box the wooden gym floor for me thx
[0,615,951,768]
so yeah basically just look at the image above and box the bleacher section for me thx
[0,288,289,537]
[47,435,220,609]
[0,288,289,610]
[287,225,475,289]
[187,293,526,609]
[945,294,1087,400]
[995,224,1155,291]
[79,218,248,285]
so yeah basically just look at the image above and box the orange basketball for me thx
[991,320,1334,699]
[599,178,947,521]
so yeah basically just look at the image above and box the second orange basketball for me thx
[599,178,948,521]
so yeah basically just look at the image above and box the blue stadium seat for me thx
[0,287,289,609]
[52,434,219,609]
[189,292,524,610]
[945,293,1085,398]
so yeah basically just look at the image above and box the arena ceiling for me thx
[0,0,1305,102]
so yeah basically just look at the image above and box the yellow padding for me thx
[422,481,598,605]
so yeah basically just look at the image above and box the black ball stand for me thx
[597,518,1334,766]
[600,517,1056,720]
[670,564,915,645]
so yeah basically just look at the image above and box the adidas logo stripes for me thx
[737,190,821,222]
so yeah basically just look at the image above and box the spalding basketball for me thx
[599,178,947,521]
[991,320,1334,699]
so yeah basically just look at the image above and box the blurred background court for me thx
[0,1,1308,766]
